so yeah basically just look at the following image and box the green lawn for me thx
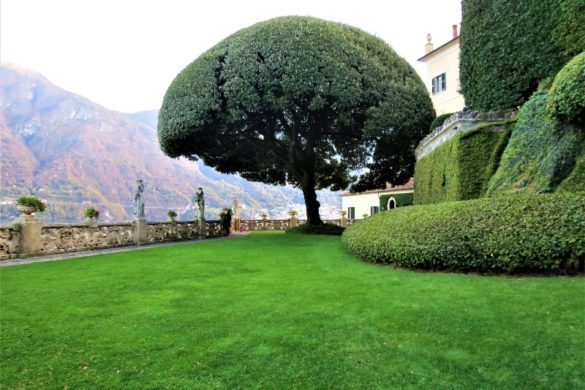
[1,232,583,389]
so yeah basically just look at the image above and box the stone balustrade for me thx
[0,226,18,259]
[41,223,135,255]
[0,217,346,260]
[239,219,298,231]
[415,109,516,160]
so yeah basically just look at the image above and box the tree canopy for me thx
[158,16,434,224]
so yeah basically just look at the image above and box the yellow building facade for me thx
[418,26,465,115]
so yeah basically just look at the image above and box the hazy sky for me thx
[1,0,461,113]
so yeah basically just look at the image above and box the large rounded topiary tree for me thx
[158,16,434,224]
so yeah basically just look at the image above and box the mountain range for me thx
[0,64,340,224]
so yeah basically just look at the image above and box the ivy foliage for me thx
[342,193,585,274]
[547,52,585,125]
[460,0,585,111]
[379,192,413,211]
[413,123,513,204]
[487,93,585,195]
[158,16,434,224]
[429,112,453,131]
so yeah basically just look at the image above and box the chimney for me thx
[452,24,458,39]
[425,33,434,53]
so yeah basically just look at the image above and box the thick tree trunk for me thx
[301,174,323,225]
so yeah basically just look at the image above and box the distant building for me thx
[341,178,414,220]
[418,25,465,115]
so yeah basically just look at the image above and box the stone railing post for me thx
[340,216,348,228]
[232,218,241,232]
[134,218,147,244]
[198,219,208,237]
[289,216,298,228]
[13,215,42,256]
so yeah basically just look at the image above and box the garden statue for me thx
[231,198,241,232]
[195,187,205,219]
[232,198,240,219]
[194,187,206,236]
[134,179,145,219]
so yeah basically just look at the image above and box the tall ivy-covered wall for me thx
[487,92,585,195]
[379,193,414,211]
[414,123,512,205]
[460,0,585,111]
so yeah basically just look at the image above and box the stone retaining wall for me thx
[0,218,347,260]
[40,223,136,255]
[239,219,297,231]
[0,226,18,260]
[0,220,224,260]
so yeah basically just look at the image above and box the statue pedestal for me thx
[14,215,42,256]
[232,218,241,232]
[197,217,207,238]
[134,218,147,244]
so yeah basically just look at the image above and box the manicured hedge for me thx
[460,0,585,111]
[286,223,345,236]
[413,123,512,204]
[487,92,584,195]
[342,193,585,273]
[557,152,585,192]
[547,52,585,125]
[379,193,413,211]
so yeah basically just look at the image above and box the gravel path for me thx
[0,233,248,267]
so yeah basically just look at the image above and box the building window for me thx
[347,207,355,220]
[370,206,380,215]
[432,73,447,95]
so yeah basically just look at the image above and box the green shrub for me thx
[83,207,100,219]
[429,113,453,131]
[547,52,585,124]
[414,122,513,204]
[557,150,585,192]
[167,210,178,219]
[552,0,585,57]
[286,223,345,236]
[342,193,585,273]
[460,0,585,111]
[487,92,585,195]
[16,195,46,212]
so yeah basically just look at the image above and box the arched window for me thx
[387,197,397,210]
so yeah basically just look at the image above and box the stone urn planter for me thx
[85,217,98,228]
[16,205,37,215]
[83,207,100,227]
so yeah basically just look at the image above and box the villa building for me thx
[418,25,465,115]
[341,178,414,220]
